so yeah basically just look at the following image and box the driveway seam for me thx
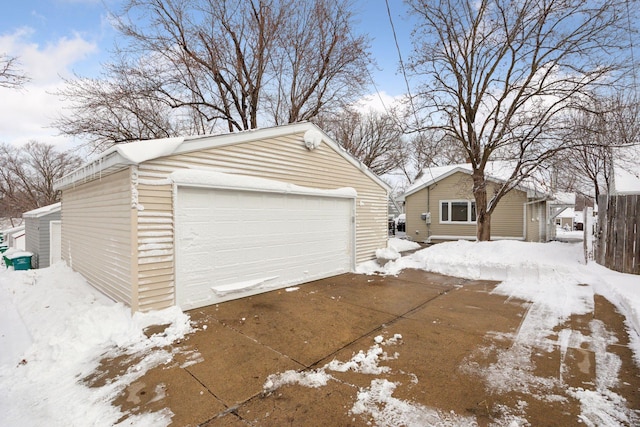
[306,285,456,370]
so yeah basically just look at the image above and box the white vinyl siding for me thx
[134,132,386,311]
[58,126,387,312]
[61,169,134,306]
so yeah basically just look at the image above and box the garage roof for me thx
[55,122,390,192]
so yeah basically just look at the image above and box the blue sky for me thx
[0,0,415,148]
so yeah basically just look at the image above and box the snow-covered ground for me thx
[1,238,639,426]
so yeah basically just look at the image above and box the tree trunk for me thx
[472,170,491,241]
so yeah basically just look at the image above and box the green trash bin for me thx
[3,255,12,267]
[11,254,32,270]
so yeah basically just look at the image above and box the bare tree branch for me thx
[0,142,83,218]
[0,54,29,89]
[54,0,372,146]
[318,108,404,175]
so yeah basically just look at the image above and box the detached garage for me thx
[55,123,389,312]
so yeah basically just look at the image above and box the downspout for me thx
[427,186,431,240]
[130,166,140,312]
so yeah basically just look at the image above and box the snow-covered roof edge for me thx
[1,224,25,235]
[170,169,358,198]
[403,165,466,198]
[22,202,61,218]
[612,164,640,195]
[549,192,576,205]
[403,162,551,199]
[55,122,391,194]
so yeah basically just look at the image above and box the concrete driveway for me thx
[87,270,640,426]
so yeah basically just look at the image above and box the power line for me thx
[625,0,637,95]
[384,0,420,130]
[384,0,436,183]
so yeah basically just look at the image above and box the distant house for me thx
[2,225,26,250]
[403,163,559,243]
[549,192,577,230]
[555,207,575,230]
[55,123,390,312]
[23,203,62,269]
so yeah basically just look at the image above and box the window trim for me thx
[439,200,477,224]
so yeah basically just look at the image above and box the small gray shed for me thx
[23,203,61,269]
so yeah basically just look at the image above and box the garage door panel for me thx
[176,187,354,309]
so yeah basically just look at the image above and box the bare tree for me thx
[1,54,29,89]
[318,109,404,175]
[397,131,468,183]
[55,0,371,146]
[267,0,371,124]
[407,0,632,240]
[0,142,83,218]
[54,56,200,152]
[559,95,640,200]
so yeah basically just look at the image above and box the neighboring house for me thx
[23,202,62,269]
[4,225,26,250]
[611,164,640,195]
[549,192,577,231]
[55,122,390,312]
[403,163,555,243]
[555,207,575,230]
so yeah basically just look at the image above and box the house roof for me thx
[403,161,550,199]
[55,122,391,193]
[613,164,640,195]
[557,207,575,218]
[22,202,61,218]
[1,225,25,236]
[550,192,576,205]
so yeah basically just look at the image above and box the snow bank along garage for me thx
[55,123,390,312]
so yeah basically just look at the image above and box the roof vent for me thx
[303,129,323,151]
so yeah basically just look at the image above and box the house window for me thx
[440,200,476,223]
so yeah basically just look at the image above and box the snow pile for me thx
[0,263,193,427]
[360,240,640,346]
[387,238,421,253]
[358,239,640,425]
[373,238,421,266]
[327,334,402,374]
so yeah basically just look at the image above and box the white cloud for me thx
[0,28,98,148]
[353,91,406,115]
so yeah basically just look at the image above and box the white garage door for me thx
[175,186,354,310]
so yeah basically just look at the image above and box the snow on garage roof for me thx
[22,202,61,218]
[170,169,357,198]
[55,122,390,192]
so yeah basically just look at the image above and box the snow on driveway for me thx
[0,238,639,426]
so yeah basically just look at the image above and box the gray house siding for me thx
[24,208,61,269]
